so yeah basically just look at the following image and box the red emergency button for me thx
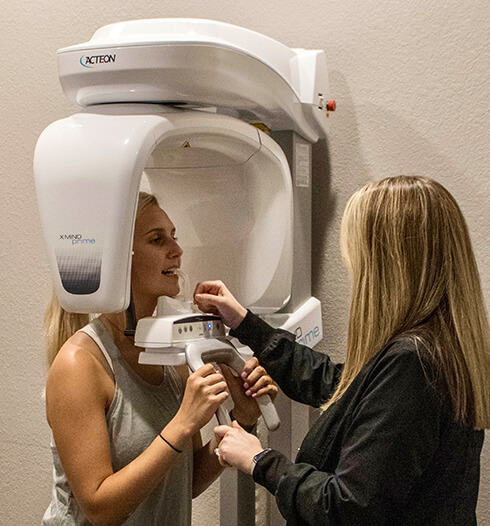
[326,100,336,112]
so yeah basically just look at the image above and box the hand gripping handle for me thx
[185,339,280,431]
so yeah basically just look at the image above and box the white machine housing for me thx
[35,104,294,314]
[57,18,332,142]
[34,18,334,324]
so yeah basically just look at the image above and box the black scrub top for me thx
[231,311,484,526]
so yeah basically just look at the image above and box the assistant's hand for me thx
[220,357,278,427]
[194,280,247,330]
[214,421,264,473]
[172,364,229,435]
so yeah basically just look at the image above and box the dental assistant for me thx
[195,176,490,526]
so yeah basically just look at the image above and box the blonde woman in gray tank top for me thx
[42,193,277,525]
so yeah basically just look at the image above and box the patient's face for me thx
[131,205,183,300]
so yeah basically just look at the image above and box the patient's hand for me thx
[221,357,278,427]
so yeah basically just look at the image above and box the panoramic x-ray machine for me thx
[34,19,335,526]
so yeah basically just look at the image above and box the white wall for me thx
[1,0,488,523]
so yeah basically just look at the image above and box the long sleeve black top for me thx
[230,311,484,525]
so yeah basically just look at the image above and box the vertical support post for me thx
[267,131,313,525]
[220,449,256,526]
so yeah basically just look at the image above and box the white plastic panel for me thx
[60,18,297,85]
[57,19,332,142]
[34,108,165,312]
[34,105,292,313]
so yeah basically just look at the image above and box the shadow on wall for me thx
[311,69,371,296]
[355,109,460,183]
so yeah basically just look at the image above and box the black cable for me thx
[124,294,137,336]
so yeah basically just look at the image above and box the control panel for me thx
[172,315,226,342]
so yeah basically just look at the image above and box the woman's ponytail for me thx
[44,290,90,369]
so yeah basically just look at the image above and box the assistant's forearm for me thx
[231,311,342,406]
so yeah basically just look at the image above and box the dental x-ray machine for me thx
[34,18,335,526]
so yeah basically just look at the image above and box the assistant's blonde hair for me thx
[44,192,160,368]
[324,175,490,430]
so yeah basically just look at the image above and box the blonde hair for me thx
[44,192,160,368]
[324,175,490,430]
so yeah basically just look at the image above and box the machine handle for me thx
[185,339,280,431]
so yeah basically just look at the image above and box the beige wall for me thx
[1,0,488,523]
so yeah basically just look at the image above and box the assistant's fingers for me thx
[218,456,230,468]
[198,304,221,316]
[194,292,226,306]
[194,280,225,297]
[214,424,232,440]
[194,293,226,315]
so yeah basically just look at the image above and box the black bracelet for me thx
[158,433,182,453]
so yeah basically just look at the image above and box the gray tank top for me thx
[42,318,193,525]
